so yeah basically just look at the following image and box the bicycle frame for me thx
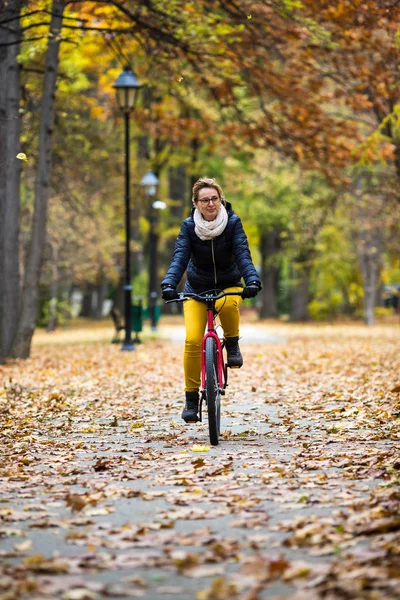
[201,298,225,393]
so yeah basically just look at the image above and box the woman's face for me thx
[195,187,221,221]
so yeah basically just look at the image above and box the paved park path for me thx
[1,321,399,599]
[158,321,284,344]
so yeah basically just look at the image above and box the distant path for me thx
[158,322,285,344]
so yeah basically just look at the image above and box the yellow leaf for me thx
[16,153,28,162]
[48,390,64,401]
[23,554,45,567]
[87,544,97,552]
[191,445,210,452]
[62,589,98,600]
[14,539,32,552]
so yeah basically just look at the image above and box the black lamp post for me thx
[113,67,141,351]
[140,172,166,331]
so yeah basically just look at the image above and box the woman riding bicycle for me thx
[161,177,261,423]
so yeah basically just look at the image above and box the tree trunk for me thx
[162,166,188,315]
[364,286,375,326]
[93,279,107,319]
[358,233,382,326]
[80,286,93,318]
[0,0,23,361]
[289,256,312,322]
[169,165,188,219]
[189,137,200,191]
[11,0,65,358]
[46,242,58,332]
[290,274,310,321]
[133,134,149,278]
[259,230,280,319]
[148,211,159,304]
[354,173,384,327]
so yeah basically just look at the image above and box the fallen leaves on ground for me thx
[0,321,400,599]
[191,444,210,452]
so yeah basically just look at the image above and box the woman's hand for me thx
[162,286,179,301]
[242,283,261,299]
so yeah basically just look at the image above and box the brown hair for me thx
[191,177,226,205]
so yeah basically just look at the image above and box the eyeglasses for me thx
[198,195,220,205]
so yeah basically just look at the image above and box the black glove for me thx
[161,286,179,301]
[242,283,261,299]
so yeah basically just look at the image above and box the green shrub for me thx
[308,292,342,321]
[375,306,394,318]
[37,298,72,328]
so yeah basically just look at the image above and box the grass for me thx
[32,317,157,347]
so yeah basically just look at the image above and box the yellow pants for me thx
[183,287,243,392]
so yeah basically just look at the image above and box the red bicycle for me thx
[167,290,243,446]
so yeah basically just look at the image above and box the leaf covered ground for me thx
[1,319,400,600]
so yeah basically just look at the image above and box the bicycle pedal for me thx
[229,365,241,369]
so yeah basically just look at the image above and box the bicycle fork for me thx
[199,330,226,423]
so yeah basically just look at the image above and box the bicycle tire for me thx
[205,336,221,446]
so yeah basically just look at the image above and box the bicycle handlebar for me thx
[165,290,245,304]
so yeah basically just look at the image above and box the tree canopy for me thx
[0,0,400,359]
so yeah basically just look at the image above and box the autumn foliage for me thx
[1,0,400,361]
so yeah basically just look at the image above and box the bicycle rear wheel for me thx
[205,336,221,446]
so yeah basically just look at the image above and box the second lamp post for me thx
[113,67,141,351]
[140,172,166,330]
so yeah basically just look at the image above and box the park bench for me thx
[110,301,161,344]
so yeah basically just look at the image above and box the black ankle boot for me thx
[181,391,199,423]
[225,336,243,368]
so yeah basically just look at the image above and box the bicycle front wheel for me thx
[205,336,221,446]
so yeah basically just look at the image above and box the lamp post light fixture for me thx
[113,67,142,351]
[140,172,166,331]
[140,171,159,197]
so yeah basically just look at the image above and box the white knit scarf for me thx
[194,204,228,241]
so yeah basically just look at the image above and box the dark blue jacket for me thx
[161,203,261,294]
